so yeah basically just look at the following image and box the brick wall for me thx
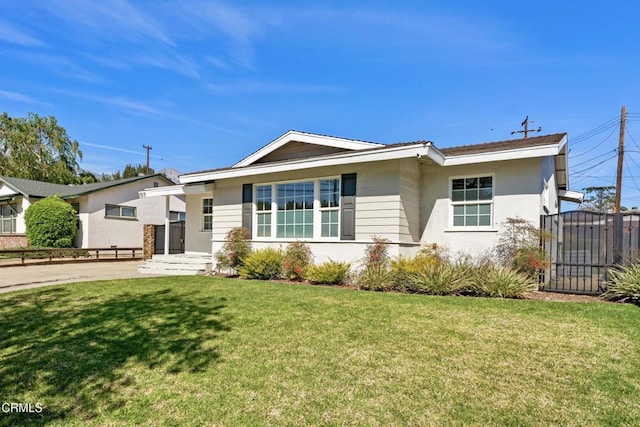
[0,234,28,249]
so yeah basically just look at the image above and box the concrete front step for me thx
[138,254,212,276]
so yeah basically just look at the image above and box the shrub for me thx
[469,266,537,298]
[24,195,76,248]
[307,260,351,285]
[602,263,640,303]
[390,247,445,291]
[283,241,313,281]
[406,263,472,295]
[238,247,284,280]
[493,218,550,279]
[215,227,252,274]
[363,236,391,268]
[356,265,394,291]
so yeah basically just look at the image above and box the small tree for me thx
[214,227,252,274]
[24,196,77,247]
[493,218,549,279]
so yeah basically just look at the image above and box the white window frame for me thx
[0,203,17,234]
[448,174,495,231]
[202,198,213,231]
[253,176,341,241]
[105,204,137,220]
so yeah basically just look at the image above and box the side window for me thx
[202,198,213,231]
[451,176,493,227]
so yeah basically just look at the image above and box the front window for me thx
[451,176,493,227]
[0,204,17,233]
[277,181,314,238]
[202,198,213,231]
[105,204,137,219]
[256,178,341,239]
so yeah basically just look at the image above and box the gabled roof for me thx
[0,174,170,199]
[180,131,569,184]
[233,130,384,168]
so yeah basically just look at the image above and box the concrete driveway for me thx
[0,261,158,294]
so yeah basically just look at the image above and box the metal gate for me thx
[541,211,640,294]
[154,221,185,254]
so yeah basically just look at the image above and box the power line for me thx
[571,149,617,169]
[569,126,618,158]
[571,116,619,145]
[572,152,618,178]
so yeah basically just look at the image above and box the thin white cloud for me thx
[0,20,45,47]
[81,141,163,159]
[0,90,39,104]
[14,52,106,84]
[40,0,173,46]
[207,81,343,95]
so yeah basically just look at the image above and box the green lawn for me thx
[1,277,639,426]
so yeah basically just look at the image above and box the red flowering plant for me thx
[214,227,252,275]
[283,241,313,281]
[363,236,391,268]
[493,218,551,280]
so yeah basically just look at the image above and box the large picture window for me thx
[255,178,341,239]
[0,204,17,234]
[451,176,493,227]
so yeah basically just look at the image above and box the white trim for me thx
[233,130,384,168]
[442,144,563,166]
[181,144,433,183]
[139,184,185,198]
[559,189,584,203]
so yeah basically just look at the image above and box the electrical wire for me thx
[569,126,618,158]
[572,152,618,178]
[571,149,617,169]
[571,116,619,145]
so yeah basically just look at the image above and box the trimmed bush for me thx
[307,260,351,285]
[469,266,537,298]
[214,227,252,274]
[356,265,394,291]
[603,263,640,303]
[406,263,472,295]
[239,247,284,280]
[24,195,76,248]
[283,241,313,281]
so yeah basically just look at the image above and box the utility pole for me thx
[511,116,542,138]
[614,106,626,213]
[143,145,152,175]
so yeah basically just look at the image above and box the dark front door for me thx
[154,221,185,254]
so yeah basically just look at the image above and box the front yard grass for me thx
[1,276,639,426]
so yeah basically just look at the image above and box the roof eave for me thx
[182,143,434,183]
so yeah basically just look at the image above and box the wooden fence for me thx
[0,247,143,267]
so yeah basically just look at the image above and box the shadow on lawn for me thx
[0,286,230,425]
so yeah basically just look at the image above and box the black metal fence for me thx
[541,211,640,294]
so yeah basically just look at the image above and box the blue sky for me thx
[2,1,640,207]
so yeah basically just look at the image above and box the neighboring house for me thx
[0,174,184,249]
[140,130,582,265]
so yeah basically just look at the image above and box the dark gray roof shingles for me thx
[0,174,169,198]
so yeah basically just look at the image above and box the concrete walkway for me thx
[0,261,157,294]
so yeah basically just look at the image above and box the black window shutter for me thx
[340,173,356,240]
[242,184,253,235]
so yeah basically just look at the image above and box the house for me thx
[140,130,583,266]
[0,174,185,249]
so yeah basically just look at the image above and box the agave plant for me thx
[603,263,640,302]
[406,263,472,295]
[470,266,537,298]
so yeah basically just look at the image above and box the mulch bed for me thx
[524,291,607,303]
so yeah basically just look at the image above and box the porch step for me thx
[138,254,212,276]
